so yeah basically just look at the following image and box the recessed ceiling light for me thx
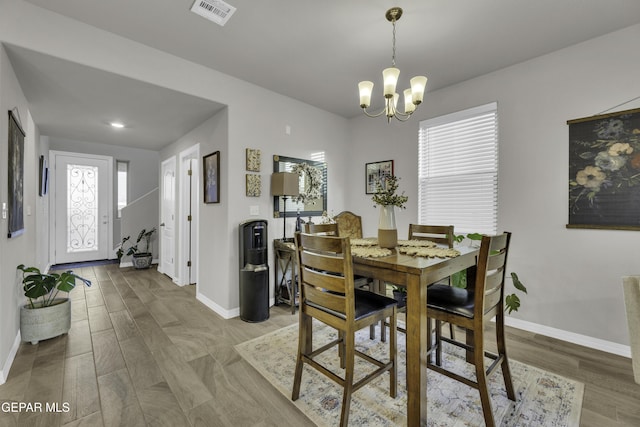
[110,122,125,128]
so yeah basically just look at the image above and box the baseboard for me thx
[196,292,239,319]
[0,331,22,385]
[505,317,632,358]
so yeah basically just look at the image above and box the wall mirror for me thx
[273,154,327,218]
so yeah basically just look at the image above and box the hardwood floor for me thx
[0,264,638,426]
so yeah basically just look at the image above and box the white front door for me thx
[159,156,176,278]
[51,152,112,264]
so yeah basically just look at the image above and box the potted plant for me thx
[451,233,527,313]
[17,264,91,345]
[119,227,156,269]
[390,284,407,308]
[371,175,409,249]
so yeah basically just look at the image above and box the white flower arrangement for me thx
[292,162,323,204]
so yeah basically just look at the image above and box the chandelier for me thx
[358,7,428,122]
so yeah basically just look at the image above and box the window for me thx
[418,102,498,235]
[116,160,128,218]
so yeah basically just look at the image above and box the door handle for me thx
[160,223,165,227]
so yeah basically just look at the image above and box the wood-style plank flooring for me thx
[0,264,638,426]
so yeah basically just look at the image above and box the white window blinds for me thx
[418,102,498,235]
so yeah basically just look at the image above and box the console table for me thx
[273,239,298,314]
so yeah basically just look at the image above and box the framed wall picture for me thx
[203,151,220,204]
[8,110,25,237]
[246,148,261,172]
[39,155,49,196]
[246,174,261,197]
[567,107,640,230]
[365,160,394,194]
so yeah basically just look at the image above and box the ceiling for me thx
[8,0,640,150]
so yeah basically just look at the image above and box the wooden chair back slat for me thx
[300,252,347,275]
[408,224,455,248]
[487,251,506,271]
[304,284,347,315]
[306,223,339,236]
[300,267,346,294]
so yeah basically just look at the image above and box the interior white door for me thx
[159,157,176,278]
[185,157,199,285]
[179,146,200,287]
[51,152,111,264]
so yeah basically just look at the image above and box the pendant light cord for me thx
[596,95,640,116]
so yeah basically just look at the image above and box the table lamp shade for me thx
[271,172,300,196]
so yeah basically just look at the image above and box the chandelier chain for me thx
[391,19,396,67]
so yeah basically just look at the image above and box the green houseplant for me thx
[118,227,157,269]
[390,285,407,308]
[451,233,527,313]
[17,264,91,344]
[372,175,409,249]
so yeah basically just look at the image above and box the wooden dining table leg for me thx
[405,273,428,426]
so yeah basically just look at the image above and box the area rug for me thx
[235,322,584,426]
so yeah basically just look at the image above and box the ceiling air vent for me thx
[190,0,236,26]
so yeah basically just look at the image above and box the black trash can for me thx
[239,219,269,322]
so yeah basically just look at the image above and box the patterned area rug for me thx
[235,322,584,426]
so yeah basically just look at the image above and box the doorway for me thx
[49,151,113,264]
[159,156,176,278]
[179,145,200,287]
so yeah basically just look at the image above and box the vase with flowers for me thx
[372,175,408,248]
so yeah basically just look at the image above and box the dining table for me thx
[351,243,479,426]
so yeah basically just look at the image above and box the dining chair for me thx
[408,223,455,247]
[333,211,382,339]
[292,232,398,427]
[334,210,364,239]
[407,223,457,338]
[426,232,516,427]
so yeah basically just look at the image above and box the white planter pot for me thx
[132,253,153,269]
[20,298,71,345]
[378,205,398,248]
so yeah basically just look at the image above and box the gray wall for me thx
[346,23,640,347]
[0,44,38,382]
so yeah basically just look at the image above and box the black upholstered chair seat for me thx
[309,288,397,321]
[427,284,475,318]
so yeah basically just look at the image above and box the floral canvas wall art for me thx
[568,107,640,229]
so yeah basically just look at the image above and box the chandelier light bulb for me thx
[382,67,400,98]
[410,76,428,105]
[404,89,415,113]
[358,81,374,108]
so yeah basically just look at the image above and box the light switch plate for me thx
[250,205,260,215]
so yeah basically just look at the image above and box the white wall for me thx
[0,44,39,383]
[347,23,640,347]
[119,188,159,262]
